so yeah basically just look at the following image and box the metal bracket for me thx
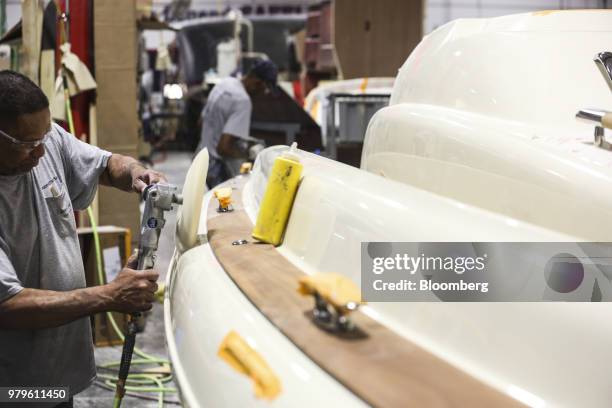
[577,110,612,150]
[311,292,359,332]
[575,52,612,151]
[594,126,612,150]
[217,204,234,213]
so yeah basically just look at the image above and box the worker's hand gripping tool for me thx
[114,183,182,407]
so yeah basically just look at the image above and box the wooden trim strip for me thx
[206,191,523,408]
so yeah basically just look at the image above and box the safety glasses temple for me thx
[0,128,49,147]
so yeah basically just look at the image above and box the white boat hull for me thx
[166,11,612,408]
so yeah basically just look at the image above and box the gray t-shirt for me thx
[0,123,111,395]
[196,77,252,165]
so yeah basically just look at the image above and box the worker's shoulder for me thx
[216,76,242,90]
[43,123,65,150]
[212,92,250,115]
[46,123,71,150]
[45,123,83,160]
[215,77,249,100]
[50,122,69,137]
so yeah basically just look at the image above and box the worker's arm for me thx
[99,153,167,193]
[217,133,249,159]
[0,267,158,330]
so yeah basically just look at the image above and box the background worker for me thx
[0,70,167,406]
[196,59,278,187]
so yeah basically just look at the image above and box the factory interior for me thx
[1,0,612,407]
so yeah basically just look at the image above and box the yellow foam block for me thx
[218,331,282,400]
[359,77,369,93]
[251,150,303,246]
[298,273,363,312]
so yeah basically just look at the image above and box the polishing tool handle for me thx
[118,320,138,377]
[603,113,612,130]
[115,321,138,406]
[576,109,612,129]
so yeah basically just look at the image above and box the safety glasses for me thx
[0,128,50,151]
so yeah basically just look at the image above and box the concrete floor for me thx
[75,152,193,408]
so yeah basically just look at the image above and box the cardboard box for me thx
[78,226,132,347]
[319,2,332,44]
[93,26,137,71]
[94,0,141,245]
[94,0,137,25]
[98,186,141,241]
[334,0,424,79]
[136,0,154,19]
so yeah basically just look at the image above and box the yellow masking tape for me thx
[359,78,369,93]
[298,273,363,312]
[532,10,559,17]
[218,331,282,400]
[532,9,609,16]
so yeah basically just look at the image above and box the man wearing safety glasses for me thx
[0,70,168,405]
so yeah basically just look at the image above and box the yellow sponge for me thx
[298,273,363,313]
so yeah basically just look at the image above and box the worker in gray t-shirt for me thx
[0,71,167,404]
[196,59,278,187]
